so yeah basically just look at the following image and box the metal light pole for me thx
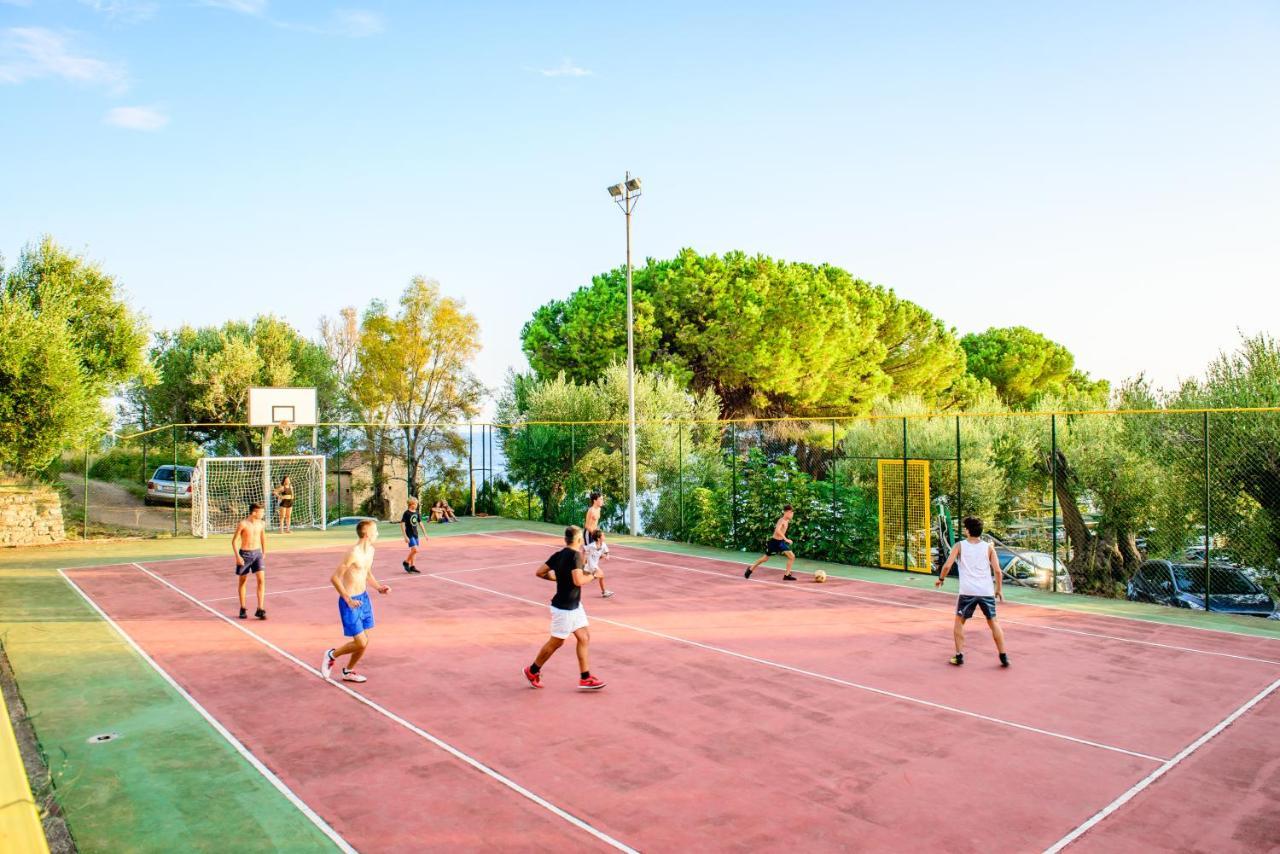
[608,173,642,535]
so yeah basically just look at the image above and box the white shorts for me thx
[549,605,588,639]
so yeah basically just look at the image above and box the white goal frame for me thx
[192,455,327,538]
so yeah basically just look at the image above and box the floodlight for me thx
[607,183,625,198]
[625,177,641,192]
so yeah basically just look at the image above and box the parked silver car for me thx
[995,547,1073,593]
[145,465,194,506]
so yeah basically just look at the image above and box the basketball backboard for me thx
[248,387,318,427]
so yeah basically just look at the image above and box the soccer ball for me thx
[813,570,828,583]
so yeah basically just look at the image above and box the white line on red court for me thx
[478,531,1280,667]
[200,560,532,602]
[428,570,1166,763]
[125,562,639,854]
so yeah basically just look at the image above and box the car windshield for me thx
[1172,565,1259,595]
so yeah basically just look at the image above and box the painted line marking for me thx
[201,561,530,602]
[429,571,1165,763]
[126,563,638,854]
[478,532,1280,666]
[1044,676,1280,853]
[56,569,355,854]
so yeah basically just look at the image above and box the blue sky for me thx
[3,1,1278,417]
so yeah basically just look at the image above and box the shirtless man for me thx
[745,505,798,581]
[232,503,268,619]
[320,520,390,683]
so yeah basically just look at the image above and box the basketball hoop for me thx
[277,420,296,438]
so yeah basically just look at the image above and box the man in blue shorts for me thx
[745,505,798,580]
[322,520,390,683]
[935,516,1009,667]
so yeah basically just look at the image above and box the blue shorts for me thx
[765,539,792,556]
[339,592,375,637]
[957,595,997,620]
[406,535,420,548]
[236,550,263,576]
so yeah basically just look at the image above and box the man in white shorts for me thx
[935,515,1010,667]
[522,526,606,690]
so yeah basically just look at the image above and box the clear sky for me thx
[3,1,1278,417]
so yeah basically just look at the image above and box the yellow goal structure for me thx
[877,459,931,572]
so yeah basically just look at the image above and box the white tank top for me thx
[956,539,995,596]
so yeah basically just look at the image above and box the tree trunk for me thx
[365,425,388,518]
[1049,448,1129,596]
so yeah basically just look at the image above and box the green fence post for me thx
[172,425,179,537]
[83,447,89,540]
[1204,410,1212,612]
[468,422,474,516]
[954,415,962,520]
[678,421,684,541]
[902,417,909,572]
[1051,414,1058,594]
[570,423,576,524]
[831,420,838,523]
[731,423,738,547]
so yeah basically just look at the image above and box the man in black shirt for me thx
[523,526,606,690]
[400,498,422,574]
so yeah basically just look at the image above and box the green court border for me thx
[2,516,1277,852]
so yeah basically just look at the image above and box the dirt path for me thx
[61,474,187,532]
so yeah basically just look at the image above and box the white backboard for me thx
[248,387,318,427]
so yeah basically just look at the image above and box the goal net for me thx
[192,455,326,537]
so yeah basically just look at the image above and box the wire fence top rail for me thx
[94,405,1280,442]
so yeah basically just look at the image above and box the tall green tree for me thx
[0,238,147,474]
[960,326,1108,408]
[521,249,967,417]
[497,364,721,526]
[133,316,337,454]
[353,278,484,502]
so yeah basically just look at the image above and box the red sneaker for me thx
[578,675,606,690]
[523,665,542,688]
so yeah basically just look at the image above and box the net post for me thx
[1204,410,1211,612]
[902,417,909,572]
[172,425,178,537]
[1051,414,1059,594]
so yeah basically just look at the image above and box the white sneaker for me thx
[342,669,367,683]
[321,649,336,680]
[601,590,615,598]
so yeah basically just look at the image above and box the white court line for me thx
[56,569,355,854]
[429,571,1165,763]
[1044,676,1280,853]
[202,561,531,602]
[128,563,638,854]
[482,528,1280,645]
[478,532,1280,667]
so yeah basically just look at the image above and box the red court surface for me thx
[62,531,1280,852]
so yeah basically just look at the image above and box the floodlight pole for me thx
[612,172,642,536]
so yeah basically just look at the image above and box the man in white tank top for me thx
[935,516,1009,668]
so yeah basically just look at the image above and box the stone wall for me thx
[0,486,66,547]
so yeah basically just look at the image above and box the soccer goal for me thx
[191,455,326,537]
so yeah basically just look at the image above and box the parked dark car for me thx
[1127,559,1275,617]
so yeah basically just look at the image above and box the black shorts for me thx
[236,550,264,576]
[279,499,293,509]
[956,595,996,620]
[765,538,792,556]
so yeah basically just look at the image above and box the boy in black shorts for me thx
[401,497,421,574]
[745,505,797,580]
[935,516,1009,667]
[231,503,268,619]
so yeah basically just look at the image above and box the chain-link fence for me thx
[64,409,1280,616]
